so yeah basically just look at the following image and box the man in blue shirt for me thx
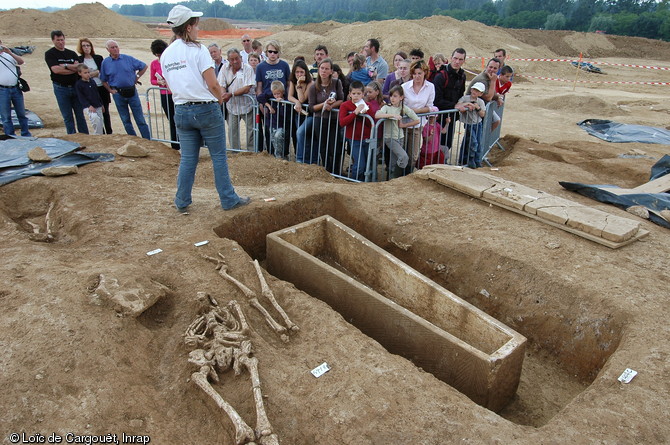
[100,40,150,139]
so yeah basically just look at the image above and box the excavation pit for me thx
[214,193,624,425]
[266,215,526,412]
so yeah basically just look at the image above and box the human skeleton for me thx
[185,255,298,444]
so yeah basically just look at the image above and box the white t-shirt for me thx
[82,58,103,87]
[0,52,19,87]
[160,39,216,105]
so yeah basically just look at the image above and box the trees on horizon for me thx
[112,0,670,41]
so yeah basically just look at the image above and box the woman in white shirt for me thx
[160,5,249,213]
[402,60,435,171]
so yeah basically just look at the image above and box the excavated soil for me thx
[1,6,670,445]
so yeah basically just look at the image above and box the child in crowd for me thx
[457,82,487,169]
[75,65,104,135]
[375,85,419,178]
[418,107,447,168]
[350,54,373,86]
[251,40,266,62]
[496,65,513,97]
[248,53,260,73]
[339,80,376,181]
[266,80,288,159]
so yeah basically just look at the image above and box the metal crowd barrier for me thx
[480,100,506,167]
[145,87,260,152]
[145,86,507,182]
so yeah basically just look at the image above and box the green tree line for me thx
[112,0,670,41]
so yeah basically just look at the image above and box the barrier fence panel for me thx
[145,88,260,152]
[480,100,505,167]
[227,93,258,153]
[145,86,178,147]
[145,86,507,181]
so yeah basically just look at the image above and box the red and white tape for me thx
[467,56,670,71]
[515,74,670,85]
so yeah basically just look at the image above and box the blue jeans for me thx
[112,90,150,139]
[0,85,31,136]
[347,138,369,181]
[174,102,241,210]
[461,122,483,168]
[53,83,88,134]
[296,116,317,164]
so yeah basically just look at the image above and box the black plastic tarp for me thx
[0,137,114,186]
[560,155,670,229]
[577,119,670,145]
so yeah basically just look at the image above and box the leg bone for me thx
[191,371,256,445]
[235,341,278,443]
[252,260,299,333]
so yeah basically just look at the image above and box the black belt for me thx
[179,101,216,106]
[0,84,17,88]
[53,82,74,88]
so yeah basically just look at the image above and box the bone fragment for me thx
[252,260,299,333]
[191,371,256,445]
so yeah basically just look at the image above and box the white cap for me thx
[471,82,486,92]
[167,5,203,27]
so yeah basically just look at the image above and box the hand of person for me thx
[297,75,305,84]
[443,117,451,127]
[354,103,366,114]
[267,103,275,114]
[294,103,303,113]
[324,102,332,111]
[88,106,96,113]
[391,114,401,120]
[157,78,167,87]
[497,96,504,107]
[222,92,233,102]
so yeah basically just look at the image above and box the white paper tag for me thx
[194,240,209,247]
[618,368,637,383]
[311,362,331,378]
[146,248,163,256]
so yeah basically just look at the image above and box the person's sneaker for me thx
[176,206,190,214]
[225,196,251,210]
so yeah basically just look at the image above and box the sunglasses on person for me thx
[267,49,278,54]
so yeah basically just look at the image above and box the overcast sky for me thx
[0,0,241,10]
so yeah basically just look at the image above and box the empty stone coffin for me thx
[266,215,526,412]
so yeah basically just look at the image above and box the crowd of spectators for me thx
[1,23,514,182]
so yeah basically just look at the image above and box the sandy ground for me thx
[1,8,670,445]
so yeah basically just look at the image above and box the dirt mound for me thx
[510,28,670,60]
[529,93,627,117]
[199,18,235,31]
[1,3,156,39]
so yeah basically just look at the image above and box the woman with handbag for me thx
[77,38,112,134]
[0,40,31,137]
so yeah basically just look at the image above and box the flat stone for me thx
[524,196,577,216]
[601,215,640,242]
[41,165,78,176]
[482,182,543,211]
[90,272,167,317]
[28,146,52,162]
[427,169,499,197]
[117,141,148,158]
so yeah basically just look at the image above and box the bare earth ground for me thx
[2,6,670,445]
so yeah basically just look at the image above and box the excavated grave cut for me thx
[213,192,624,426]
[266,215,526,412]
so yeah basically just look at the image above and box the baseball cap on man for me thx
[471,82,486,92]
[167,5,203,27]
